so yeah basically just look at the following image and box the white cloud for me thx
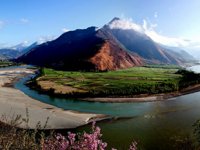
[143,21,200,49]
[108,17,200,58]
[20,18,29,23]
[108,18,143,33]
[109,17,200,49]
[142,20,189,47]
[142,19,147,30]
[143,19,157,30]
[145,30,189,47]
[21,40,29,46]
[62,28,70,33]
[37,35,57,44]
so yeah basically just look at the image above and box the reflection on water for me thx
[13,65,200,149]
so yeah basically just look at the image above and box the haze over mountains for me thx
[0,39,52,60]
[0,43,27,60]
[1,18,196,71]
[105,18,195,65]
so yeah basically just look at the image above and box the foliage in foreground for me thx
[0,116,136,150]
[2,112,200,149]
[0,118,42,149]
[43,122,137,150]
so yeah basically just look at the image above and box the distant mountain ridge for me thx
[15,18,196,71]
[0,48,22,60]
[0,40,50,60]
[0,42,34,60]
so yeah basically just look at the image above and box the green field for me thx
[33,65,200,97]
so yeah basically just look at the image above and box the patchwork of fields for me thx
[35,66,185,97]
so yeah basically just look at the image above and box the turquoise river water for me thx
[11,65,200,149]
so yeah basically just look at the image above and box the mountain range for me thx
[17,27,143,71]
[1,18,196,71]
[0,42,38,60]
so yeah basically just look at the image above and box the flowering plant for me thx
[43,122,137,150]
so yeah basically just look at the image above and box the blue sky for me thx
[0,0,200,50]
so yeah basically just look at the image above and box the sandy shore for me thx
[1,66,199,129]
[0,67,106,129]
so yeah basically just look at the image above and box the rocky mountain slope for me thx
[17,27,143,71]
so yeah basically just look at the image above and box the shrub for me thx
[43,122,137,150]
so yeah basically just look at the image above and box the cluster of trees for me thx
[176,69,200,88]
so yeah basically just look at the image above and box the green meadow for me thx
[34,65,198,97]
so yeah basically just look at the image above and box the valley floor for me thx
[31,66,200,102]
[0,67,105,129]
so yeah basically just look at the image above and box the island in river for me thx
[27,65,200,102]
[1,64,200,127]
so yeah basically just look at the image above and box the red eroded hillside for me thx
[90,41,143,71]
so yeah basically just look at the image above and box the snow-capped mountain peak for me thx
[10,41,29,51]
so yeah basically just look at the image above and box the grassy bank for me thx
[27,65,200,98]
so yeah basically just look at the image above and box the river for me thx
[13,65,200,149]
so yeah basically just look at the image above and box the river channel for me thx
[12,65,200,149]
